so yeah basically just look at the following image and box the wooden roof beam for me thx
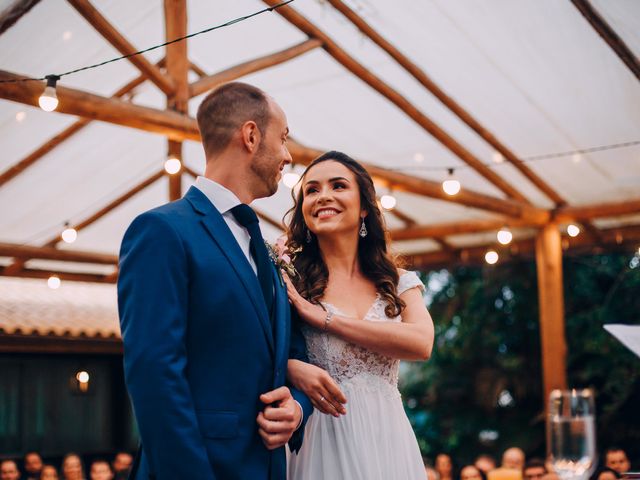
[0,242,117,264]
[555,198,640,222]
[262,0,529,203]
[571,0,640,83]
[0,267,116,283]
[0,66,156,188]
[0,0,41,36]
[189,38,323,98]
[0,69,199,140]
[67,0,175,95]
[326,0,565,206]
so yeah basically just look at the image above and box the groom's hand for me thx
[257,386,302,450]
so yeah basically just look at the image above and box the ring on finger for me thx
[319,396,325,402]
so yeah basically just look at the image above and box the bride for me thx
[283,151,434,479]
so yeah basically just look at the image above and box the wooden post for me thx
[535,223,568,409]
[164,0,188,201]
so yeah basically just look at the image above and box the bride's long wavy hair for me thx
[285,151,405,318]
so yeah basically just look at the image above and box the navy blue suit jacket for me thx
[117,187,312,480]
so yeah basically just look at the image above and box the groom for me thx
[117,82,312,479]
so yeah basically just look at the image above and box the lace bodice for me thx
[301,271,424,390]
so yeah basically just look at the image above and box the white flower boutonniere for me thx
[265,235,297,282]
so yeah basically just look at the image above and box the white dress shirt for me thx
[194,176,257,274]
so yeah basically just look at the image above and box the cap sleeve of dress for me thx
[397,270,425,295]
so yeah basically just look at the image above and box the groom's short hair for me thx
[197,82,271,158]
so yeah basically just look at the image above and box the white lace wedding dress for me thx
[288,271,426,480]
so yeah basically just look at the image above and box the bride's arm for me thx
[287,359,347,417]
[284,276,434,361]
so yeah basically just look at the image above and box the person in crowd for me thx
[0,460,20,480]
[488,448,526,480]
[523,459,547,480]
[110,453,131,480]
[461,464,488,480]
[40,465,59,480]
[61,454,84,480]
[423,459,440,480]
[88,460,113,480]
[23,452,43,480]
[590,467,622,480]
[436,454,455,480]
[605,448,631,474]
[476,455,497,475]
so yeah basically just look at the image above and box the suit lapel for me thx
[271,267,289,369]
[185,187,274,354]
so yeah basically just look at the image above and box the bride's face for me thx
[301,160,366,238]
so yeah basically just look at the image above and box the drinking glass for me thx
[547,389,596,480]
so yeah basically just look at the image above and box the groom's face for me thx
[250,100,292,198]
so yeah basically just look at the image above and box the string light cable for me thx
[0,0,295,85]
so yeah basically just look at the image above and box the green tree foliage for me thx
[401,252,640,466]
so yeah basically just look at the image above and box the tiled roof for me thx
[0,277,120,339]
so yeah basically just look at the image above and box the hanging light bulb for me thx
[567,224,580,237]
[282,172,301,189]
[442,168,461,196]
[485,250,499,265]
[380,194,397,210]
[61,222,77,244]
[47,275,61,289]
[164,154,181,174]
[492,151,504,164]
[497,227,513,245]
[39,75,60,112]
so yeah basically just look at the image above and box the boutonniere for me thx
[265,236,298,284]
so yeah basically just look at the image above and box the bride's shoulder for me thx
[396,269,425,295]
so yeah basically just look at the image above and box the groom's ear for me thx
[240,120,261,153]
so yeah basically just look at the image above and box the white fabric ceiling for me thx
[1,0,639,265]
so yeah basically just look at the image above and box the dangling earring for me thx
[306,227,312,243]
[359,218,368,238]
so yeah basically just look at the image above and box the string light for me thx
[38,75,59,112]
[47,275,61,289]
[282,171,301,189]
[492,151,504,164]
[442,168,461,196]
[497,227,513,245]
[485,250,499,265]
[380,193,397,210]
[61,222,77,243]
[567,224,581,237]
[164,155,181,174]
[15,111,26,122]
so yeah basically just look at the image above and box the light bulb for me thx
[380,194,397,210]
[164,156,181,174]
[282,172,301,189]
[61,226,77,243]
[485,250,499,265]
[442,168,461,196]
[497,227,513,245]
[39,75,59,112]
[492,151,504,164]
[567,224,580,237]
[15,111,26,122]
[76,371,90,383]
[47,275,61,289]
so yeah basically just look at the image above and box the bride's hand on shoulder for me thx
[282,273,325,329]
[287,359,347,417]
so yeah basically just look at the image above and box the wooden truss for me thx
[1,0,640,401]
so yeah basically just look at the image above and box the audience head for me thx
[476,455,497,474]
[604,448,630,474]
[41,465,60,480]
[62,453,84,480]
[0,460,20,480]
[112,452,133,473]
[24,451,43,476]
[523,459,547,480]
[436,454,454,479]
[590,467,622,480]
[461,465,488,480]
[502,448,526,470]
[89,460,113,480]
